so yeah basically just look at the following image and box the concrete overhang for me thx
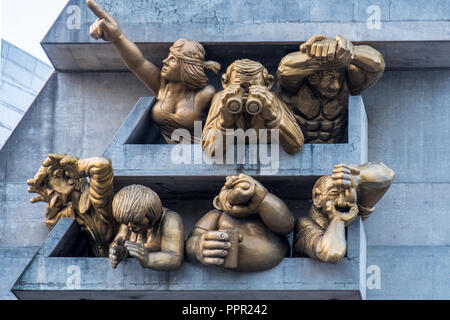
[41,0,450,71]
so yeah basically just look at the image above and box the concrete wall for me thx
[0,71,149,299]
[1,0,449,300]
[1,69,448,300]
[0,40,53,149]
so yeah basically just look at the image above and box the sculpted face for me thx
[228,69,266,89]
[161,52,182,81]
[126,216,151,233]
[309,70,343,99]
[313,178,358,219]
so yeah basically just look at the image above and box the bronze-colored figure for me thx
[277,35,385,143]
[27,154,116,257]
[293,162,394,263]
[87,0,221,143]
[109,184,184,271]
[185,174,294,272]
[201,59,304,157]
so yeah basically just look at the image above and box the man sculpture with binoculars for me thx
[201,59,304,158]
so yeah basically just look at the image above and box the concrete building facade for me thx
[0,39,53,149]
[0,0,449,300]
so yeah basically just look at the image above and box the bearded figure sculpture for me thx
[185,174,294,272]
[293,162,394,263]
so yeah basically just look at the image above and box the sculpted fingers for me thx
[86,0,112,20]
[301,34,326,54]
[204,231,229,241]
[30,195,45,203]
[203,257,225,266]
[202,240,231,249]
[202,249,228,258]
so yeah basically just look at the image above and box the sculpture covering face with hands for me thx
[185,174,295,272]
[293,162,394,263]
[109,184,184,271]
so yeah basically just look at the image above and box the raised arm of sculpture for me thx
[87,0,161,94]
[293,162,394,263]
[87,0,220,144]
[27,154,116,257]
[278,34,385,95]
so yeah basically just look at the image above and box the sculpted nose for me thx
[330,80,340,90]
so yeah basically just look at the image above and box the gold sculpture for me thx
[293,162,394,263]
[277,35,385,143]
[87,0,220,143]
[201,59,304,157]
[109,184,184,270]
[185,174,294,271]
[27,154,116,257]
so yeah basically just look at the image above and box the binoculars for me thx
[225,88,263,116]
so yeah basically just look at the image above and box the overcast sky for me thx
[1,0,69,65]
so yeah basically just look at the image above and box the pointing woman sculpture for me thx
[87,0,221,143]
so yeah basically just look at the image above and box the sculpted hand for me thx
[27,166,53,204]
[87,0,122,42]
[109,240,128,268]
[300,34,354,65]
[248,85,277,121]
[332,163,360,190]
[300,34,326,56]
[195,231,232,266]
[334,35,354,65]
[125,241,149,267]
[220,84,243,127]
[317,218,347,263]
[223,174,267,217]
[41,154,84,180]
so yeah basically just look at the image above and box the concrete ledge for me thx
[104,95,367,197]
[12,218,366,300]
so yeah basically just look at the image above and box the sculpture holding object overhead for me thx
[185,174,294,272]
[87,0,221,143]
[277,34,385,143]
[201,59,304,157]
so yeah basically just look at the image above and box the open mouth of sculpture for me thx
[335,204,352,213]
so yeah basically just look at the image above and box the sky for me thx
[1,0,69,66]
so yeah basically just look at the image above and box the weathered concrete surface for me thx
[0,247,38,300]
[12,218,366,300]
[0,40,53,149]
[41,0,450,70]
[0,71,149,248]
[1,69,450,299]
[366,246,450,299]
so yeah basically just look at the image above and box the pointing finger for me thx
[87,0,111,20]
